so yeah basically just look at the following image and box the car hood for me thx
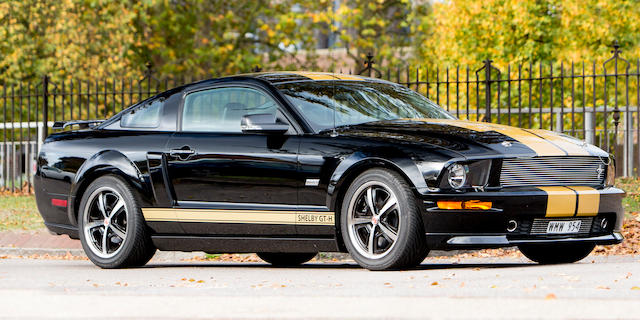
[335,119,608,159]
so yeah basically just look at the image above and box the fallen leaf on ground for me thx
[545,293,557,300]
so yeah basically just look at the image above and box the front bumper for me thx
[419,186,625,250]
[427,232,623,249]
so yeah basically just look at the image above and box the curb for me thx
[0,247,86,257]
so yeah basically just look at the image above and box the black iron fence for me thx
[1,42,639,192]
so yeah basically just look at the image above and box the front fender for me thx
[327,150,429,210]
[67,150,149,226]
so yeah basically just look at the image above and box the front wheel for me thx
[78,175,156,268]
[340,168,428,271]
[518,243,595,264]
[257,252,317,266]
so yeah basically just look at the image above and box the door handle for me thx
[170,147,195,158]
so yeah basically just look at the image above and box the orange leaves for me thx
[594,211,640,256]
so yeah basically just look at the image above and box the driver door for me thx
[164,85,301,236]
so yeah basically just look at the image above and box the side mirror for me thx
[241,113,289,134]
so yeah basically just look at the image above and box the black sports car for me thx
[34,72,624,270]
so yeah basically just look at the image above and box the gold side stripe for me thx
[142,208,335,226]
[568,186,600,216]
[537,186,577,217]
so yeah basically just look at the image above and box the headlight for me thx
[606,158,615,186]
[447,164,467,189]
[439,160,492,191]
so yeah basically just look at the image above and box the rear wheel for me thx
[340,168,428,270]
[78,175,156,268]
[518,243,595,264]
[257,252,317,266]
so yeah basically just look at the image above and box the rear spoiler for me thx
[52,120,105,130]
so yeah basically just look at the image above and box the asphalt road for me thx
[1,254,639,319]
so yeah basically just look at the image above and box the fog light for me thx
[600,218,608,229]
[507,220,518,232]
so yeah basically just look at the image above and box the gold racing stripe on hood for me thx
[287,72,364,81]
[526,129,590,156]
[537,186,577,217]
[289,72,338,81]
[567,186,600,216]
[417,119,591,156]
[334,74,364,81]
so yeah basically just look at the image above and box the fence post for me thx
[483,60,492,122]
[42,75,49,141]
[584,111,596,145]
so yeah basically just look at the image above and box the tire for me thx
[257,252,317,266]
[78,175,156,268]
[518,242,595,264]
[340,168,428,270]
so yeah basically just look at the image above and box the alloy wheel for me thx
[347,181,401,259]
[82,187,129,259]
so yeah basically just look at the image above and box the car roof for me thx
[97,71,398,131]
[225,71,393,85]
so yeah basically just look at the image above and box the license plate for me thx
[546,220,582,234]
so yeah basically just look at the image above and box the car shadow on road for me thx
[411,262,536,271]
[141,261,537,271]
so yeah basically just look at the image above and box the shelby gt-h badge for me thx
[34,72,624,270]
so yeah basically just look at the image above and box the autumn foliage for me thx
[2,0,638,84]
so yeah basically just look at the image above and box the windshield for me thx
[276,81,454,132]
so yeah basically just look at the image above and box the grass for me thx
[0,194,43,231]
[1,178,640,232]
[614,177,640,218]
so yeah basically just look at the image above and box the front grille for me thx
[530,217,593,235]
[500,156,606,188]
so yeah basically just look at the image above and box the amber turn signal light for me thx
[437,200,492,210]
[437,201,463,210]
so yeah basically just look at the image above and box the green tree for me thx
[335,0,430,68]
[0,0,334,82]
[129,0,333,78]
[0,0,136,83]
[413,0,640,66]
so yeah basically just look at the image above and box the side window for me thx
[182,87,280,133]
[120,99,163,128]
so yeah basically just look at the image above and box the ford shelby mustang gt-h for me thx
[34,72,624,270]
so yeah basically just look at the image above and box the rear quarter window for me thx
[120,99,164,128]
